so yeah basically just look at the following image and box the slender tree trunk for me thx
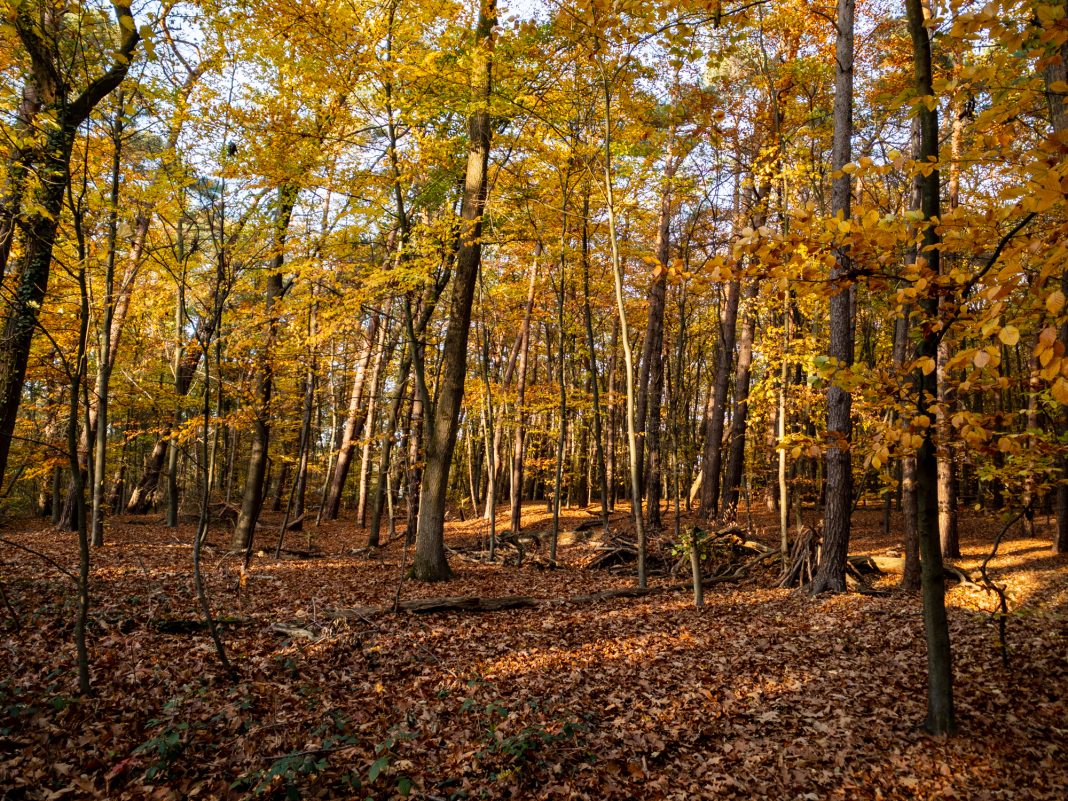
[232,185,297,550]
[356,318,392,526]
[324,315,379,519]
[90,100,124,546]
[602,78,646,587]
[811,0,855,594]
[907,0,956,735]
[722,282,758,516]
[509,252,538,536]
[701,280,739,518]
[581,196,610,531]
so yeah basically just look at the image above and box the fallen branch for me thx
[0,537,77,582]
[324,550,779,621]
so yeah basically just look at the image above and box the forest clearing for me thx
[3,0,1068,798]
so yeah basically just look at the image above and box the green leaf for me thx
[368,755,390,783]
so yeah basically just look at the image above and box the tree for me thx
[810,0,855,595]
[0,1,140,492]
[411,0,497,581]
[905,0,955,736]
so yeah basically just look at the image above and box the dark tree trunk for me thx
[810,0,855,595]
[232,185,297,550]
[907,0,956,736]
[700,280,739,518]
[0,5,140,493]
[637,148,673,532]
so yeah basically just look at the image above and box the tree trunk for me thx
[1040,3,1068,553]
[324,315,379,519]
[581,195,610,532]
[411,1,497,581]
[232,185,297,550]
[356,318,392,526]
[811,0,855,595]
[722,282,758,516]
[907,0,956,736]
[701,280,739,518]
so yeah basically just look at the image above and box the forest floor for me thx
[0,502,1065,800]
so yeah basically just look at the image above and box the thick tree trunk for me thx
[411,2,497,581]
[811,0,855,595]
[0,4,139,494]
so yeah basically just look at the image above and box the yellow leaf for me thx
[998,326,1020,346]
[974,350,991,368]
[1047,290,1065,316]
[1053,378,1068,405]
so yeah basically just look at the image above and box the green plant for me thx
[132,721,189,780]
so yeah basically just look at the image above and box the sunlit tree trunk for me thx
[410,0,497,582]
[324,315,378,520]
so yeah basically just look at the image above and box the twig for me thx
[0,580,20,630]
[0,536,77,582]
[977,510,1024,668]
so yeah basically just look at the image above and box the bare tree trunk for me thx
[637,143,674,532]
[602,78,646,587]
[232,185,297,550]
[410,1,497,581]
[907,0,956,735]
[701,280,739,518]
[509,255,537,536]
[811,0,855,595]
[324,315,379,519]
[581,195,610,531]
[356,318,392,526]
[722,282,758,516]
[90,99,123,546]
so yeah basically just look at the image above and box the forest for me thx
[0,0,1066,798]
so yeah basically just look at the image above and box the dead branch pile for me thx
[777,525,821,588]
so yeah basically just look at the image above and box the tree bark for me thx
[410,0,497,582]
[0,3,140,493]
[810,0,855,595]
[323,315,379,519]
[701,280,739,518]
[907,0,956,736]
[232,185,298,550]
